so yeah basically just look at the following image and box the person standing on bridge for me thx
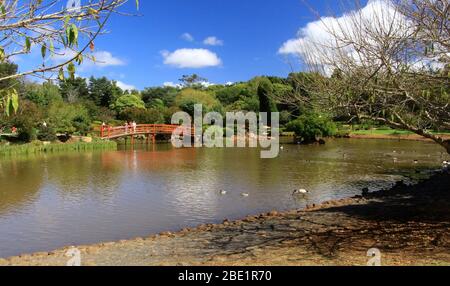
[132,121,137,133]
[125,122,129,134]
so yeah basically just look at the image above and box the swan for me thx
[293,189,309,195]
[219,190,227,195]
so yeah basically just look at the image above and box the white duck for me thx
[219,190,227,195]
[293,189,309,195]
[241,193,249,197]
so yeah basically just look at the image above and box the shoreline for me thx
[1,170,449,266]
[348,133,450,143]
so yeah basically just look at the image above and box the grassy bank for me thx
[0,141,117,156]
[350,129,450,136]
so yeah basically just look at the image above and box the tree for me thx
[278,0,450,153]
[24,82,62,107]
[111,94,146,113]
[88,76,122,107]
[257,77,278,124]
[286,113,337,144]
[0,0,138,113]
[174,88,222,117]
[59,77,89,103]
[47,102,91,135]
[179,74,207,88]
[141,87,177,107]
[118,107,166,124]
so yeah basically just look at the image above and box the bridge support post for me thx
[131,135,135,146]
[152,134,156,145]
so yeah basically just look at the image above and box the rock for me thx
[362,188,370,196]
[268,211,279,217]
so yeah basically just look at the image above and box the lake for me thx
[0,138,447,258]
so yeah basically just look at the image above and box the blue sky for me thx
[19,0,364,90]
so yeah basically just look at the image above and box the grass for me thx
[351,129,450,136]
[0,140,117,156]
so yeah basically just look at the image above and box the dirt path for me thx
[1,171,449,266]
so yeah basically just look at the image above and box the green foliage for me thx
[37,126,57,142]
[82,100,116,123]
[286,113,337,143]
[175,88,223,116]
[179,74,207,88]
[257,77,275,113]
[59,77,89,103]
[47,102,91,135]
[0,141,117,156]
[215,85,245,106]
[118,107,166,124]
[0,62,21,116]
[141,87,177,107]
[111,94,146,113]
[88,77,123,107]
[0,62,19,90]
[24,82,62,106]
[279,110,292,125]
[13,117,36,142]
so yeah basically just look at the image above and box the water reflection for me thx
[0,139,447,258]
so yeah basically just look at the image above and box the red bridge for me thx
[100,124,194,143]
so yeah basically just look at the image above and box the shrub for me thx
[12,117,36,142]
[286,113,337,143]
[37,126,57,142]
[48,102,92,135]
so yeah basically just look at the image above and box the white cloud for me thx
[163,81,183,88]
[116,81,136,91]
[52,49,125,68]
[91,51,125,67]
[161,48,222,68]
[278,0,412,74]
[203,36,224,46]
[181,33,194,42]
[199,81,215,88]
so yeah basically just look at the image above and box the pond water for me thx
[0,138,447,258]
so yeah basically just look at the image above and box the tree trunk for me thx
[443,140,450,155]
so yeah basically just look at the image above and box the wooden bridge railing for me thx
[100,124,195,139]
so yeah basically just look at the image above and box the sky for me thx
[17,0,372,91]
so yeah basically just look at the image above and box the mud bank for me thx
[1,171,449,266]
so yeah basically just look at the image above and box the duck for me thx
[414,160,419,164]
[219,190,227,195]
[443,161,449,165]
[241,193,249,197]
[293,189,309,195]
[280,146,284,151]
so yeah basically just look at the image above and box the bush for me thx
[15,118,37,142]
[286,113,337,143]
[48,102,92,135]
[37,126,57,142]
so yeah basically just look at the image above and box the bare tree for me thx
[0,0,138,115]
[278,0,450,153]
